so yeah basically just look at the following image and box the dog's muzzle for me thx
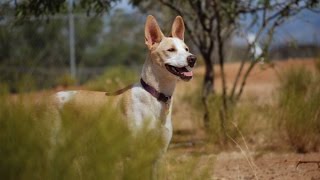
[165,55,197,81]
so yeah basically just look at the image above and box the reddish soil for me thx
[213,152,320,180]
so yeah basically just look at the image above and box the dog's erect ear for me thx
[171,16,185,41]
[145,15,164,49]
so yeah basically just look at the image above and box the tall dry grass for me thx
[0,94,51,179]
[0,93,166,179]
[0,90,213,179]
[85,66,138,91]
[274,60,320,153]
[181,87,253,146]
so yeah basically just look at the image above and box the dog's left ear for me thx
[171,16,185,41]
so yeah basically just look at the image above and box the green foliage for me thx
[0,92,216,179]
[0,8,146,92]
[275,66,320,153]
[85,65,138,91]
[12,0,119,18]
[12,74,37,93]
[50,101,131,179]
[82,9,146,67]
[56,74,77,87]
[316,57,320,73]
[180,86,252,146]
[0,19,69,67]
[0,95,51,180]
[0,18,73,92]
[163,152,215,180]
[0,83,9,95]
[0,93,165,179]
[205,96,252,145]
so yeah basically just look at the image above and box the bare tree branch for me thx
[158,0,200,47]
[132,0,320,130]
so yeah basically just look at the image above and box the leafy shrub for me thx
[163,152,215,180]
[180,86,252,146]
[276,66,320,153]
[206,96,252,145]
[0,95,51,180]
[17,75,37,92]
[315,57,320,73]
[1,92,213,179]
[0,83,9,95]
[85,66,138,92]
[55,74,77,88]
[0,94,166,179]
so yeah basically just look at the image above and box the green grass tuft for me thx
[0,92,215,179]
[180,86,252,147]
[85,66,138,92]
[275,66,320,153]
[0,94,163,179]
[0,95,51,180]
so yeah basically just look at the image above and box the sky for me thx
[275,9,320,45]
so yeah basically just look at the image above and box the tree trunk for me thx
[202,55,214,129]
[215,3,228,139]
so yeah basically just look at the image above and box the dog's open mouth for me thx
[165,64,193,81]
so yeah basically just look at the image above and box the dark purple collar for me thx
[140,78,171,103]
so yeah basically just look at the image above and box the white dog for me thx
[54,15,196,178]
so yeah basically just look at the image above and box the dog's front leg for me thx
[151,150,165,180]
[152,132,172,180]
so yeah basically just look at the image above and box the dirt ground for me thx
[171,58,320,180]
[213,152,320,180]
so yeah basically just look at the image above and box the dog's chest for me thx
[128,86,172,132]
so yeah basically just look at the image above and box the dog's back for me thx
[54,89,131,116]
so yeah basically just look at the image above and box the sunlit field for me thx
[1,0,320,178]
[1,58,320,179]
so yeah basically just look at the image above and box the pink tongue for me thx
[182,71,193,77]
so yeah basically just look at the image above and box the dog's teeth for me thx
[171,67,178,73]
[186,66,192,72]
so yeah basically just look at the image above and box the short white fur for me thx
[163,38,192,68]
[53,15,195,179]
[56,91,77,108]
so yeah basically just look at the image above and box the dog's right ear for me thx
[145,15,164,49]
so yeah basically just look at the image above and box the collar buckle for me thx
[140,79,171,104]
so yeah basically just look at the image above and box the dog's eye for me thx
[185,48,189,51]
[167,48,176,52]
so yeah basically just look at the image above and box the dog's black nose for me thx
[187,55,197,67]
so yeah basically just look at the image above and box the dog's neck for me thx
[140,55,177,97]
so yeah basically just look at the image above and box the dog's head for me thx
[145,15,197,81]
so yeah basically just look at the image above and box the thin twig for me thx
[231,122,259,171]
[296,160,320,169]
[226,133,259,180]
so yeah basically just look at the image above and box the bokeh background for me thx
[1,0,320,179]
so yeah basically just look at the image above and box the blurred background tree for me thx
[1,1,320,178]
[12,0,118,17]
[0,0,145,92]
[0,0,319,131]
[130,0,320,131]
